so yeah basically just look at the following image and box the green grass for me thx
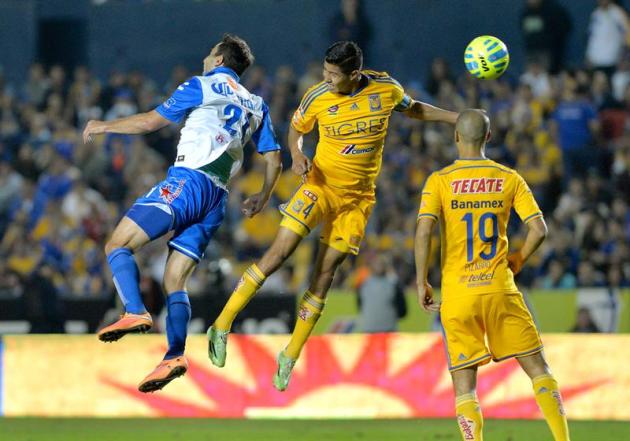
[1,418,629,441]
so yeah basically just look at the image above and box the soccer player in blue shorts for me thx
[82,34,282,393]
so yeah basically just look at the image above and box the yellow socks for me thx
[214,264,265,331]
[285,291,325,359]
[533,374,571,441]
[455,393,483,441]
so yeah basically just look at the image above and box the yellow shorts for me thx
[279,178,375,255]
[440,292,543,371]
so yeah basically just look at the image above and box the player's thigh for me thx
[168,192,226,263]
[440,296,492,372]
[163,247,198,293]
[106,216,152,253]
[485,292,543,362]
[321,193,374,255]
[279,182,329,238]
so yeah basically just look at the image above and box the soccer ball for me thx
[464,36,509,80]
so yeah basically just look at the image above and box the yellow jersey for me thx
[417,158,543,299]
[291,70,411,191]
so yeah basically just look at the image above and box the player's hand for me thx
[507,252,525,275]
[417,281,440,313]
[82,120,105,144]
[241,192,267,218]
[291,151,312,182]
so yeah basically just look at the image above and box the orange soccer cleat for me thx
[138,356,188,393]
[97,312,153,342]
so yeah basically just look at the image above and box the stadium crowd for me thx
[0,6,629,333]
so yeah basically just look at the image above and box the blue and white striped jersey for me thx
[156,67,280,188]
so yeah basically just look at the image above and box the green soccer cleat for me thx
[273,350,296,392]
[207,326,229,367]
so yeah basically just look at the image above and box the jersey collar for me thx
[455,157,489,161]
[204,66,240,82]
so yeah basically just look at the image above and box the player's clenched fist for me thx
[241,192,267,218]
[291,151,312,180]
[417,281,439,312]
[82,120,106,144]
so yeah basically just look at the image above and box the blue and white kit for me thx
[126,66,281,262]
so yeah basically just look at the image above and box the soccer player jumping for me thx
[414,109,570,440]
[207,41,458,391]
[83,34,282,393]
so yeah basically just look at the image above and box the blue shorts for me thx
[126,166,227,262]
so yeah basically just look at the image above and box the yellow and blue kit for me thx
[417,158,544,370]
[283,70,411,254]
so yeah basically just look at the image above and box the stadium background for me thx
[0,0,629,438]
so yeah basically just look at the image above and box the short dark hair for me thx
[325,41,363,74]
[215,33,254,76]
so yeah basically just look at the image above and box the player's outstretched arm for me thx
[508,217,548,275]
[82,110,170,144]
[241,150,283,218]
[414,217,439,312]
[404,100,458,124]
[288,125,312,179]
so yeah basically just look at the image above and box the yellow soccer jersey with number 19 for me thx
[417,158,543,300]
[291,70,412,191]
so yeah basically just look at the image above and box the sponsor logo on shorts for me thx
[451,178,504,194]
[292,199,305,213]
[159,178,186,204]
[303,190,318,201]
[457,415,475,440]
[340,144,375,155]
[176,155,185,162]
[349,235,362,247]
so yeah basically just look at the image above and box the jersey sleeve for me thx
[417,173,441,221]
[251,102,281,154]
[291,83,324,133]
[155,77,203,124]
[391,80,412,112]
[513,173,543,223]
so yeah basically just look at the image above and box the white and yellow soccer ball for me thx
[464,36,510,80]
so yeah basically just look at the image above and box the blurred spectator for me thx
[586,0,630,77]
[426,58,454,98]
[328,0,372,56]
[520,0,572,73]
[571,307,601,333]
[550,76,600,183]
[356,254,407,332]
[537,260,576,289]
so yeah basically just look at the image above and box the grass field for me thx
[1,418,629,441]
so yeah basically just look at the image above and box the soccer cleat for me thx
[97,312,153,342]
[207,325,229,367]
[138,356,188,393]
[273,350,296,392]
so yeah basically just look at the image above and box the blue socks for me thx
[164,291,191,359]
[107,248,146,314]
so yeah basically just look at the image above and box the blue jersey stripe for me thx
[300,83,328,111]
[438,165,514,175]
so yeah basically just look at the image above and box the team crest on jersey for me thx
[303,190,318,201]
[159,178,186,204]
[328,105,339,115]
[369,94,382,111]
[163,97,176,109]
[292,199,305,213]
[215,134,227,144]
[451,178,504,194]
